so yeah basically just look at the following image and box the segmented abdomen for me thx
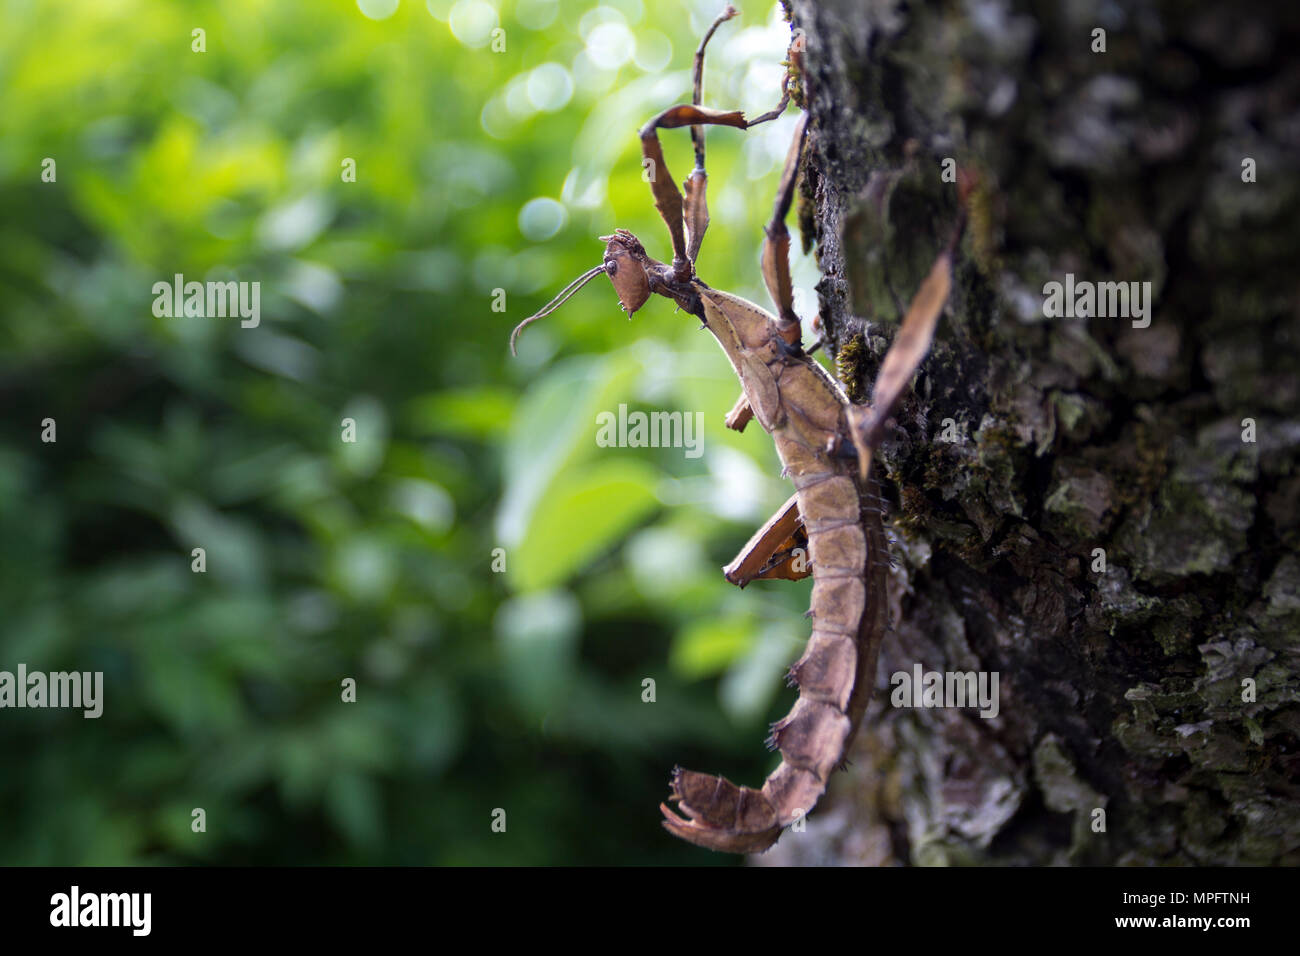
[660,286,887,853]
[763,363,885,827]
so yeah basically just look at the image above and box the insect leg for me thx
[847,173,974,481]
[723,107,809,430]
[760,111,810,347]
[722,493,810,588]
[724,391,755,432]
[639,10,799,279]
[679,4,739,265]
[640,105,746,281]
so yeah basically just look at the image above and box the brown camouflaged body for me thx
[658,285,889,853]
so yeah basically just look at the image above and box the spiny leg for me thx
[690,4,739,171]
[727,108,810,431]
[683,4,739,265]
[641,110,743,280]
[683,5,795,265]
[755,25,806,315]
[761,110,810,347]
[639,11,795,280]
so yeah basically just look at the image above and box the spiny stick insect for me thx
[510,4,970,854]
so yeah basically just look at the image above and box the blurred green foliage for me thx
[0,0,825,864]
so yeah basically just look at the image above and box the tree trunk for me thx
[762,0,1300,865]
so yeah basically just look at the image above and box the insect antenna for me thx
[509,263,610,355]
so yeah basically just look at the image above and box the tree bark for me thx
[762,0,1300,865]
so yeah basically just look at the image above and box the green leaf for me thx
[512,459,660,592]
[406,386,517,440]
[670,614,755,680]
[495,350,641,548]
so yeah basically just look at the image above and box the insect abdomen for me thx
[661,293,882,852]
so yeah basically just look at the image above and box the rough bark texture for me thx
[761,0,1300,865]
